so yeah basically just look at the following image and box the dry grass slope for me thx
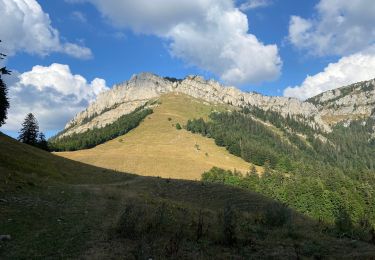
[56,93,259,180]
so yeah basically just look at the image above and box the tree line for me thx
[49,107,153,151]
[186,108,375,232]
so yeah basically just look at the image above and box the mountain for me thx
[48,73,375,247]
[55,93,254,180]
[4,73,375,257]
[58,72,326,138]
[4,133,375,258]
[56,73,375,140]
[307,78,375,125]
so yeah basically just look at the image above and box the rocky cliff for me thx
[307,78,375,125]
[58,73,375,138]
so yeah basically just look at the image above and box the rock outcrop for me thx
[59,73,375,138]
[307,79,375,125]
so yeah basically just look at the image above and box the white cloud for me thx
[0,0,92,59]
[239,0,272,11]
[288,0,375,56]
[284,50,375,100]
[71,0,281,85]
[1,63,108,132]
[71,11,87,23]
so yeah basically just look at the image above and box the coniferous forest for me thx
[186,108,375,238]
[49,108,153,151]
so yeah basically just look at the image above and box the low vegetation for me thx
[55,94,252,180]
[187,108,375,229]
[2,134,375,258]
[49,107,153,151]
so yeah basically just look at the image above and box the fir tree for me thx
[37,132,49,151]
[0,40,10,127]
[18,113,39,145]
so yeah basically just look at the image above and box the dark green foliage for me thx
[18,113,39,145]
[222,205,237,245]
[335,206,353,237]
[36,132,49,151]
[0,78,9,127]
[0,40,10,127]
[17,113,49,150]
[264,202,291,227]
[193,108,375,231]
[164,76,182,83]
[50,108,153,151]
[175,122,182,130]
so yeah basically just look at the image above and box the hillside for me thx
[55,93,256,180]
[50,74,375,232]
[2,133,375,258]
[307,78,375,125]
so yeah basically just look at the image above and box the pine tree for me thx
[37,132,49,151]
[18,113,39,145]
[0,40,10,127]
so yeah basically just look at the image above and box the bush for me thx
[221,205,238,245]
[263,202,291,227]
[175,123,182,130]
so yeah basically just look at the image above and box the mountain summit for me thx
[58,73,375,139]
[60,73,323,138]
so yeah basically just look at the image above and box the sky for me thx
[1,0,375,138]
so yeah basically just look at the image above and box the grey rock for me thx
[58,73,375,138]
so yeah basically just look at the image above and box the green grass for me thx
[1,133,375,258]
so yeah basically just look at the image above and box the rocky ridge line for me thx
[60,73,340,137]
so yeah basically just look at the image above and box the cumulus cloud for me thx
[0,0,92,59]
[1,63,108,132]
[288,0,375,56]
[239,0,273,11]
[70,0,281,85]
[284,50,375,100]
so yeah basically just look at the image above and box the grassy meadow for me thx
[1,133,375,258]
[56,93,259,180]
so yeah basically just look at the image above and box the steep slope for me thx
[59,72,327,137]
[56,93,255,180]
[307,78,375,125]
[2,134,375,258]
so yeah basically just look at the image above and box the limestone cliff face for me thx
[60,73,375,137]
[307,79,375,125]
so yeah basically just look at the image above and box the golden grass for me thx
[56,93,259,180]
[321,113,368,125]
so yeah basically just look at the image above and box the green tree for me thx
[335,206,353,237]
[175,123,182,130]
[18,113,39,145]
[0,40,10,127]
[37,132,49,151]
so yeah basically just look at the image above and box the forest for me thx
[186,107,375,236]
[49,108,153,151]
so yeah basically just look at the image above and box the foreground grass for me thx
[1,134,375,258]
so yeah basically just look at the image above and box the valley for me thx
[2,73,375,258]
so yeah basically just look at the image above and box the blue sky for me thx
[1,0,375,137]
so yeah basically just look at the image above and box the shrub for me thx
[222,205,237,245]
[175,123,182,130]
[263,202,291,227]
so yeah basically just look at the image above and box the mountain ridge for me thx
[58,73,375,139]
[59,73,324,138]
